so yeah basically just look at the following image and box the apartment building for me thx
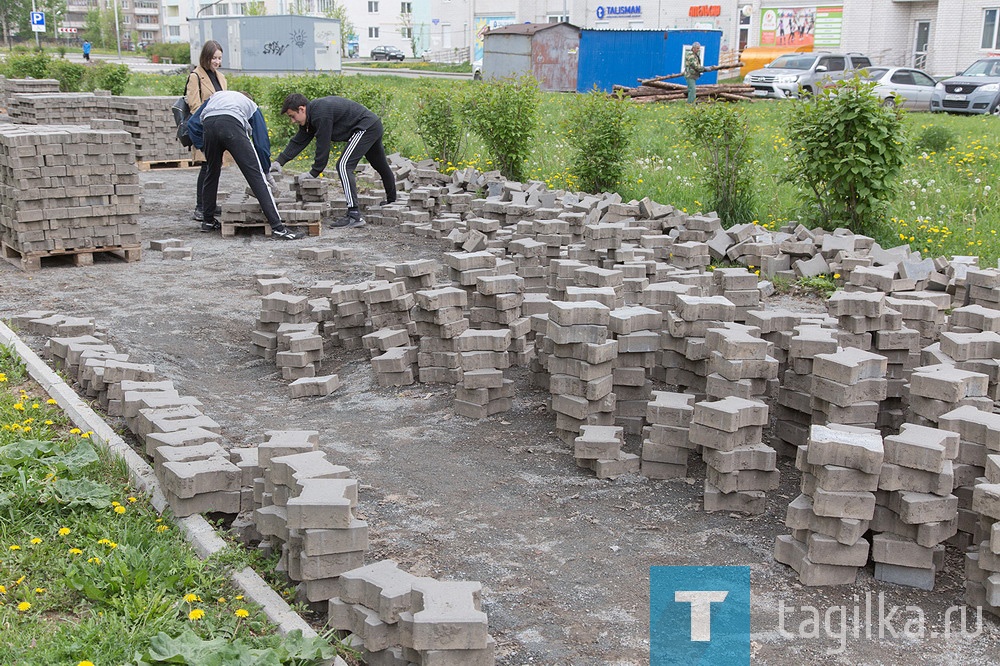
[61,0,162,49]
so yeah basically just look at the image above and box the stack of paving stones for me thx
[365,326,418,387]
[968,458,1000,619]
[659,294,736,400]
[965,267,1000,309]
[772,323,839,457]
[454,328,513,418]
[364,281,415,336]
[907,364,992,429]
[471,274,525,330]
[542,300,617,446]
[413,286,468,385]
[641,391,696,479]
[933,328,1000,404]
[324,282,377,351]
[691,397,774,514]
[330,559,496,665]
[292,173,331,214]
[810,347,888,431]
[938,406,1000,550]
[444,250,503,288]
[609,305,662,434]
[251,291,311,362]
[776,424,884,586]
[710,267,761,322]
[0,121,141,258]
[251,431,369,604]
[871,423,959,590]
[276,322,325,380]
[0,77,60,112]
[573,423,639,479]
[888,293,947,349]
[704,323,777,402]
[507,237,549,292]
[377,259,438,295]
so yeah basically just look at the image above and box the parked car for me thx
[858,66,937,111]
[370,45,405,61]
[743,52,873,99]
[930,58,1000,115]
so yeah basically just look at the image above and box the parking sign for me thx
[31,11,46,32]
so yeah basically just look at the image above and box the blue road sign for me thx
[31,11,46,32]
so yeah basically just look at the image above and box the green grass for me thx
[0,343,348,666]
[349,60,473,74]
[120,72,1000,264]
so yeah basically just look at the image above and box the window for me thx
[890,71,915,86]
[123,14,131,23]
[818,56,845,72]
[911,71,936,87]
[547,14,568,23]
[369,26,379,37]
[168,25,180,36]
[216,3,228,14]
[984,8,999,49]
[120,0,128,8]
[368,1,378,11]
[402,27,412,38]
[401,1,411,13]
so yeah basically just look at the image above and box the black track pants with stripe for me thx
[203,114,282,229]
[336,119,396,209]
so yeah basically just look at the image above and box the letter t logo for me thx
[675,590,729,641]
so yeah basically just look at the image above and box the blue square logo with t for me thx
[650,566,750,666]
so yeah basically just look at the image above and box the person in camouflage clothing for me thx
[684,42,705,104]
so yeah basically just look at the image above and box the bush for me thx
[463,74,539,182]
[784,75,907,236]
[2,52,52,79]
[46,59,87,92]
[681,100,756,227]
[565,88,636,193]
[915,124,955,154]
[414,83,468,166]
[81,61,130,95]
[227,75,268,107]
[147,42,191,65]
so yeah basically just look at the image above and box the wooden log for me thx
[639,61,745,85]
[719,93,754,102]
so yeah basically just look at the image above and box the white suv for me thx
[744,52,873,99]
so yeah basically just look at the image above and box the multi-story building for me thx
[60,0,161,49]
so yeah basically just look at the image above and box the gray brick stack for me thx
[871,423,959,590]
[773,324,839,457]
[0,77,60,112]
[507,236,549,292]
[330,559,496,665]
[811,347,888,430]
[692,397,774,515]
[704,323,777,402]
[573,424,639,479]
[251,292,312,362]
[0,122,141,258]
[968,460,1000,619]
[907,364,991,430]
[609,306,662,434]
[471,274,525,331]
[711,267,760,321]
[377,258,439,293]
[660,294,736,399]
[455,328,512,418]
[641,391,696,479]
[444,250,499,288]
[965,267,1000,309]
[364,281,416,336]
[323,282,377,350]
[276,322,324,380]
[939,406,1000,549]
[414,286,468,385]
[776,424,884,586]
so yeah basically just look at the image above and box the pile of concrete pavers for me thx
[5,89,189,162]
[0,120,141,256]
[641,391,696,479]
[0,76,60,113]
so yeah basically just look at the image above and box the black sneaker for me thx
[272,226,304,240]
[344,215,366,228]
[329,214,359,228]
[200,221,220,232]
[193,208,204,222]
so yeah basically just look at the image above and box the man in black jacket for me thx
[271,93,397,229]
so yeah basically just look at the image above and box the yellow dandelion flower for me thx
[156,525,169,533]
[88,557,101,565]
[46,399,57,405]
[31,403,39,409]
[114,505,126,515]
[44,420,54,425]
[235,608,250,618]
[9,545,20,551]
[184,593,202,603]
[81,432,91,439]
[235,595,244,600]
[69,428,81,434]
[30,538,42,545]
[127,496,137,503]
[58,527,71,537]
[0,585,6,594]
[15,576,25,585]
[217,597,227,604]
[834,273,841,279]
[34,587,45,594]
[77,661,96,666]
[13,403,24,411]
[69,548,83,555]
[17,602,31,612]
[188,609,205,621]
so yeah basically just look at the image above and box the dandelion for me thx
[114,505,126,515]
[0,373,7,383]
[77,661,96,666]
[69,548,83,555]
[30,538,42,545]
[58,527,71,537]
[188,609,205,621]
[34,587,45,594]
[834,273,841,279]
[156,525,169,533]
[9,545,20,551]
[46,399,57,405]
[127,496,137,503]
[217,597,227,604]
[69,428,81,434]
[184,593,202,603]
[235,608,250,618]
[0,585,6,594]
[87,557,101,565]
[13,403,24,411]
[81,432,92,439]
[235,595,244,601]
[17,602,30,612]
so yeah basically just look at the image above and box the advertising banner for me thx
[759,5,843,49]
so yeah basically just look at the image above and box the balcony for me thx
[134,5,160,13]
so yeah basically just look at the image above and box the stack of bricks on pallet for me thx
[609,305,661,434]
[0,77,60,112]
[641,391,695,479]
[776,424,884,586]
[455,328,513,418]
[938,406,1000,549]
[330,559,495,666]
[574,424,639,479]
[968,457,1000,618]
[364,327,417,387]
[710,267,761,322]
[292,173,330,212]
[773,323,839,457]
[0,121,141,255]
[252,431,369,604]
[414,286,468,385]
[704,323,777,402]
[7,91,189,162]
[871,423,959,590]
[810,347,887,431]
[693,397,774,514]
[543,300,616,446]
[660,294,736,399]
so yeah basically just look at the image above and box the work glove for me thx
[269,162,282,175]
[266,173,280,196]
[299,173,317,182]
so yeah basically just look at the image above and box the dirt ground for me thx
[2,167,999,665]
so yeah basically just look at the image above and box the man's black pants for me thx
[203,115,281,229]
[336,119,397,209]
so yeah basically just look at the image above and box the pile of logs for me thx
[613,63,756,104]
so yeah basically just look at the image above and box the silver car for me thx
[930,58,1000,115]
[744,52,873,99]
[859,67,937,110]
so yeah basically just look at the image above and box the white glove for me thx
[269,162,282,174]
[299,173,317,182]
[266,173,279,196]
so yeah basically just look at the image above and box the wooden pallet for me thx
[2,241,141,272]
[137,159,197,171]
[220,221,321,238]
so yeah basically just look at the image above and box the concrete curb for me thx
[0,321,326,642]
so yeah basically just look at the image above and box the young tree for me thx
[322,1,354,57]
[243,1,266,15]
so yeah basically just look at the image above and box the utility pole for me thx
[111,0,122,59]
[32,0,40,49]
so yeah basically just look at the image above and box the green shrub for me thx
[915,124,955,154]
[784,75,908,236]
[147,42,191,65]
[681,100,757,227]
[414,83,468,166]
[47,59,88,92]
[341,77,397,152]
[463,74,539,182]
[227,75,268,107]
[565,88,636,193]
[2,52,52,79]
[81,61,130,95]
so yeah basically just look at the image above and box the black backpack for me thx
[171,73,198,147]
